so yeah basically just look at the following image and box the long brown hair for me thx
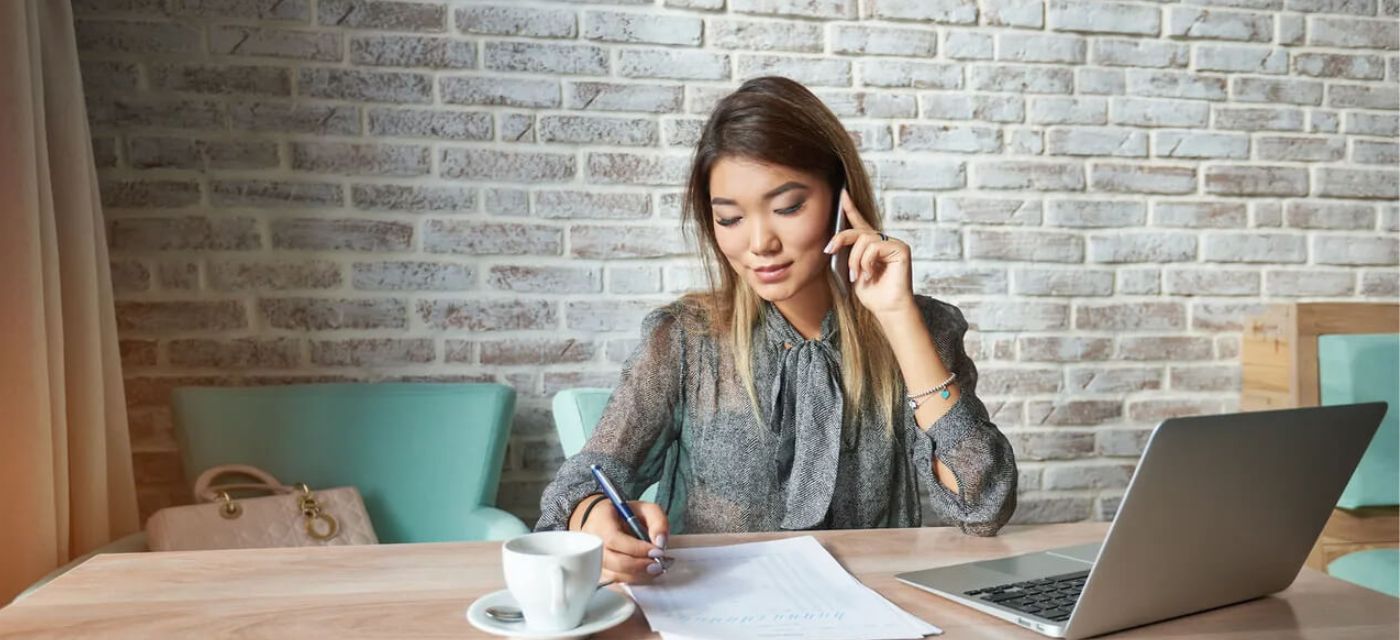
[680,76,900,434]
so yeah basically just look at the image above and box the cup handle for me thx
[550,565,566,615]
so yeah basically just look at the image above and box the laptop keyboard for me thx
[963,570,1089,623]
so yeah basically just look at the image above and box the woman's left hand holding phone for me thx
[823,189,915,317]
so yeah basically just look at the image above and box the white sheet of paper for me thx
[625,536,942,640]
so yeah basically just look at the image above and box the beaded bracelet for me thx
[906,372,957,411]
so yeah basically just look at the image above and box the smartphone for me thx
[829,179,851,293]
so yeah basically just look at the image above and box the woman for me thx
[536,76,1017,584]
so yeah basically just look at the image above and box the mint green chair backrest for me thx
[552,389,657,502]
[172,383,528,543]
[1319,334,1399,509]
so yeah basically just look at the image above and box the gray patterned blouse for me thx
[535,295,1017,536]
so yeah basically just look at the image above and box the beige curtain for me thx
[0,0,139,604]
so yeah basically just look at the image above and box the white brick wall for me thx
[77,0,1398,525]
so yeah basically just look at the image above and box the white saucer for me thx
[466,588,636,639]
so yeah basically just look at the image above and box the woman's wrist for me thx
[871,300,923,340]
[569,493,608,531]
[874,300,959,420]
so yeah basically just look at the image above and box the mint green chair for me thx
[1318,333,1399,598]
[1328,550,1400,597]
[552,389,657,502]
[1322,334,1399,509]
[172,383,528,543]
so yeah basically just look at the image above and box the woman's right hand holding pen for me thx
[569,494,671,584]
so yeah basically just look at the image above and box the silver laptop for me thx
[897,402,1388,640]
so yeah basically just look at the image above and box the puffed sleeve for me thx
[905,295,1018,537]
[535,303,685,531]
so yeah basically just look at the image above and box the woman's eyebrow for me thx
[763,181,808,200]
[710,181,809,206]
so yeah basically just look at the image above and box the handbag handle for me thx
[190,464,341,541]
[193,464,292,503]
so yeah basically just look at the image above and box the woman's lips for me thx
[753,262,792,284]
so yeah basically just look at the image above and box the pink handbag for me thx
[145,464,378,552]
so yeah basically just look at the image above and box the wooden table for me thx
[1,523,1395,638]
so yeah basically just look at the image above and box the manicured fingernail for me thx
[849,269,856,283]
[656,534,668,549]
[648,547,664,559]
[647,562,664,575]
[823,241,834,254]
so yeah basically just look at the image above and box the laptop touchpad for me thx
[1045,542,1101,564]
[976,551,1092,578]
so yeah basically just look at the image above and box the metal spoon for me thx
[484,580,619,625]
[485,606,524,623]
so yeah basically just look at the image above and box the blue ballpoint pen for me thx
[589,464,651,543]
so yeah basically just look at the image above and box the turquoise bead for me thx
[940,388,951,399]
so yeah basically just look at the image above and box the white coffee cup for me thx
[501,531,604,632]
